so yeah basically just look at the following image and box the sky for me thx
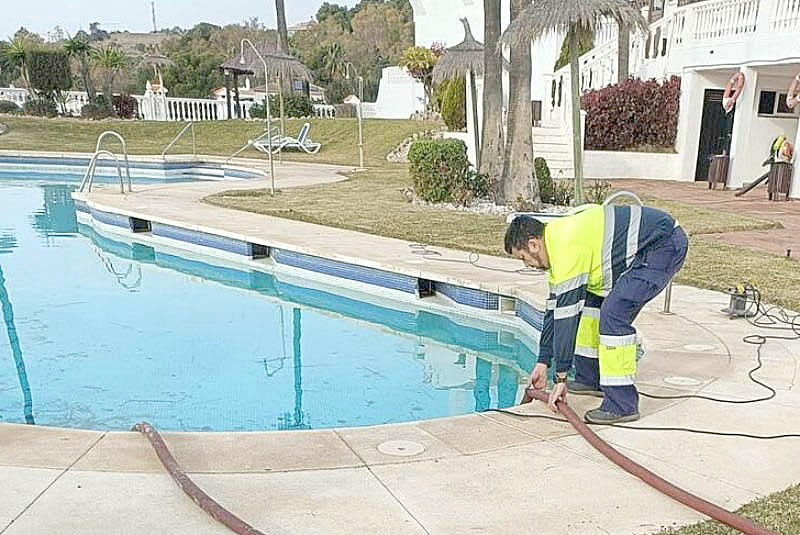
[2,0,359,40]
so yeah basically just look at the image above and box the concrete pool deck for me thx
[2,169,799,534]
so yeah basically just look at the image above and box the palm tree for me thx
[64,33,96,104]
[3,35,33,98]
[92,45,127,111]
[480,0,505,189]
[275,0,290,138]
[501,0,537,207]
[502,0,646,204]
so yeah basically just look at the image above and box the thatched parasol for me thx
[222,43,313,142]
[501,0,647,203]
[140,54,175,89]
[433,18,484,168]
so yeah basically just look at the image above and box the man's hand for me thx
[521,363,549,404]
[528,362,548,391]
[548,381,566,413]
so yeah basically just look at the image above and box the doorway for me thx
[695,89,735,181]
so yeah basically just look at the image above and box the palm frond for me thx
[501,0,648,48]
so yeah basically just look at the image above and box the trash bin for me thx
[767,161,793,201]
[708,154,729,190]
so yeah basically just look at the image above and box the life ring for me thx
[722,72,745,113]
[786,72,800,109]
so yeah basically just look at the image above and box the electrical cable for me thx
[490,282,800,440]
[408,243,543,275]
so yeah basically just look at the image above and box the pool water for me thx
[0,176,538,431]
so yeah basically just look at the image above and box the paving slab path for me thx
[613,179,800,259]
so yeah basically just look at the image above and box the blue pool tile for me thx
[516,299,544,331]
[434,281,500,310]
[151,222,254,257]
[273,248,419,294]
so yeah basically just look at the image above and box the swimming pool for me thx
[0,174,539,431]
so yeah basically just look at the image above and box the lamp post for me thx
[344,62,365,171]
[240,38,275,195]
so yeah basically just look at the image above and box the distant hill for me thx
[101,31,172,55]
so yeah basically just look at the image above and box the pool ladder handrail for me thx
[603,190,674,314]
[161,121,196,160]
[96,131,132,191]
[79,150,127,193]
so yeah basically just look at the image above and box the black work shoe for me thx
[567,380,603,397]
[584,408,640,424]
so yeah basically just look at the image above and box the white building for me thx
[411,0,800,197]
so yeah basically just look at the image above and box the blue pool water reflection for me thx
[0,176,538,431]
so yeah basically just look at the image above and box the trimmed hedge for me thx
[0,100,22,114]
[27,50,72,98]
[581,76,680,151]
[534,157,553,203]
[23,98,58,117]
[81,103,113,120]
[408,138,488,205]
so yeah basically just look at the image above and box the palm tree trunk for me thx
[569,27,584,205]
[81,56,96,104]
[617,20,630,83]
[501,0,537,208]
[469,71,481,170]
[481,0,505,198]
[275,0,289,53]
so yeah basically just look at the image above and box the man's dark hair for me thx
[504,216,545,254]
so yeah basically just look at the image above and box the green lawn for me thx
[0,115,439,168]
[657,483,800,535]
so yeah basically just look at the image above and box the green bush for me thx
[23,98,58,117]
[551,179,575,207]
[534,157,554,203]
[441,77,466,131]
[0,100,22,114]
[408,138,488,205]
[81,103,113,120]
[585,180,613,204]
[251,94,314,119]
[112,94,138,119]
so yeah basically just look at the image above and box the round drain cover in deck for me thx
[663,376,703,386]
[377,440,425,457]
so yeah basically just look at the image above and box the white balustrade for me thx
[772,0,800,30]
[691,0,759,41]
[313,104,336,118]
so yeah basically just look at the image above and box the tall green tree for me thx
[501,0,537,207]
[64,32,96,104]
[480,0,505,189]
[92,45,127,109]
[502,0,646,204]
[400,45,439,111]
[2,34,34,97]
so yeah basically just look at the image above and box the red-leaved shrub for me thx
[581,76,680,151]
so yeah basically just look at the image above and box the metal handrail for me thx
[603,190,674,314]
[95,131,131,191]
[603,190,644,206]
[225,125,280,164]
[79,150,126,193]
[161,121,196,159]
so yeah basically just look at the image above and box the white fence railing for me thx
[772,0,800,29]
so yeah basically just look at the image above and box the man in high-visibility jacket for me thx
[504,204,688,423]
